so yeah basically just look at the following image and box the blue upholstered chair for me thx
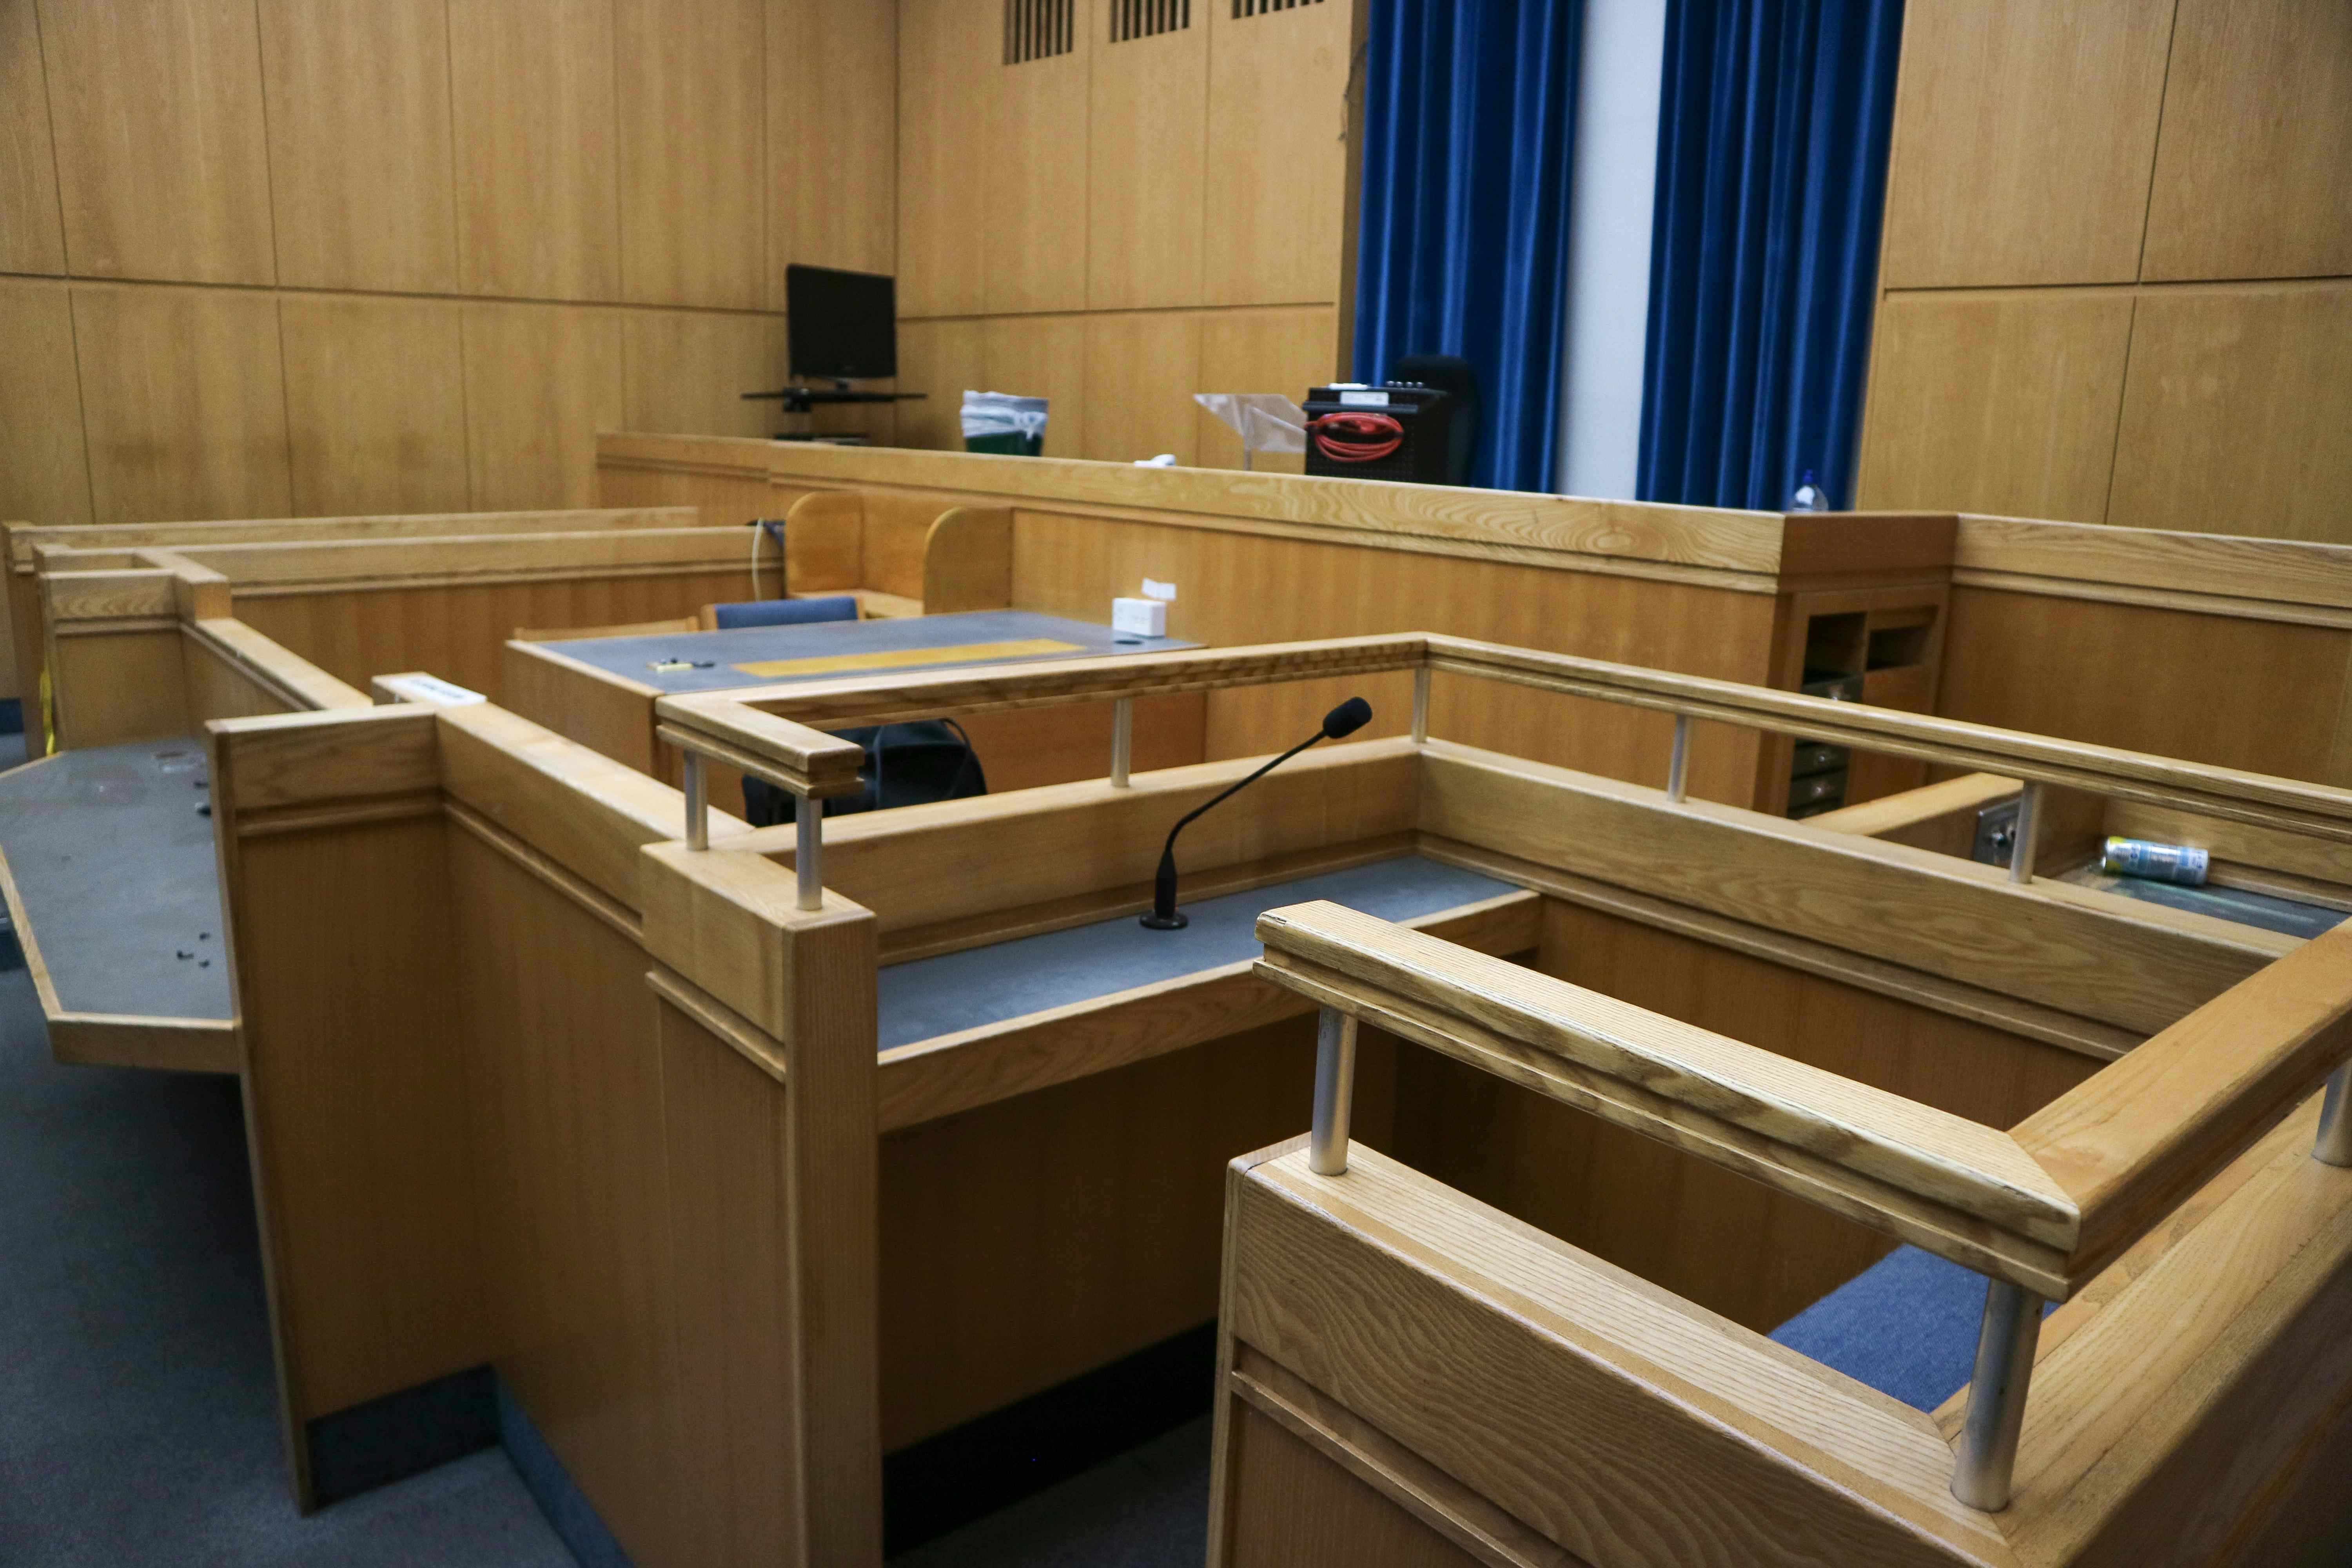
[708,594,860,630]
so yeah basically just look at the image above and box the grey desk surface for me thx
[875,855,1519,1052]
[0,740,232,1020]
[539,609,1198,694]
[2057,864,2346,940]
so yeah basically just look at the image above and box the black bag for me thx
[740,719,985,827]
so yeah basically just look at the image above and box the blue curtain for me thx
[1354,0,1583,493]
[1636,0,1904,510]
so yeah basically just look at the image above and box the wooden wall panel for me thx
[2141,0,2352,283]
[450,831,685,1565]
[895,0,992,319]
[1877,0,2173,289]
[2106,283,2352,541]
[1202,0,1354,307]
[0,0,65,276]
[447,0,621,302]
[39,0,276,285]
[771,0,897,283]
[1088,14,1209,311]
[894,318,987,450]
[984,29,1092,315]
[622,311,789,440]
[981,314,1091,458]
[615,0,767,309]
[1083,312,1203,465]
[1196,307,1342,472]
[72,285,293,525]
[1856,289,2135,523]
[1223,1403,1484,1568]
[280,296,472,517]
[1938,587,2352,782]
[0,279,94,530]
[258,0,459,293]
[461,303,626,511]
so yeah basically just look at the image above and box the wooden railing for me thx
[1250,898,2352,1511]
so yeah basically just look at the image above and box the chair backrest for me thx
[708,594,861,631]
[1390,352,1481,485]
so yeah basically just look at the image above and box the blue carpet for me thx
[1770,1245,2054,1412]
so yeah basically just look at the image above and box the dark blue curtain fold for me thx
[1354,0,1583,493]
[1636,0,1904,510]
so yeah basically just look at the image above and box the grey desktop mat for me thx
[876,855,1518,1051]
[542,609,1196,693]
[2058,865,2345,940]
[0,739,232,1019]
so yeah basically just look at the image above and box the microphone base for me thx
[1138,911,1189,931]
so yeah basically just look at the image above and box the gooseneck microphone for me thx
[1140,696,1373,931]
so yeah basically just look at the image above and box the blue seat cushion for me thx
[1768,1245,2048,1411]
[711,594,860,630]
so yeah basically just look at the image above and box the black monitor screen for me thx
[786,265,896,381]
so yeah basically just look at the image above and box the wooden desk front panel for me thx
[1008,510,1779,807]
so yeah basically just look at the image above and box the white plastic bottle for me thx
[1789,468,1829,513]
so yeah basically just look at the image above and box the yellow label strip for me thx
[732,637,1083,680]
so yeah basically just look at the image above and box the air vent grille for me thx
[1233,0,1323,15]
[1111,0,1191,42]
[1005,0,1075,63]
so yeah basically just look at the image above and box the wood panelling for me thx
[450,829,685,1563]
[1085,312,1204,466]
[1939,587,2352,784]
[1088,13,1209,310]
[446,0,621,302]
[982,314,1091,458]
[894,318,987,450]
[1197,307,1341,471]
[39,0,277,285]
[461,303,626,512]
[0,279,94,531]
[1857,289,2136,524]
[2107,283,2352,542]
[1877,0,2174,289]
[984,22,1091,314]
[258,0,459,293]
[1223,1402,1484,1568]
[72,285,293,525]
[895,0,992,319]
[771,0,897,282]
[228,811,486,1421]
[2141,0,2352,283]
[615,0,767,310]
[0,0,64,276]
[279,295,472,517]
[621,311,788,440]
[1202,0,1354,307]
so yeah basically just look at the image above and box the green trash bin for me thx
[960,392,1048,456]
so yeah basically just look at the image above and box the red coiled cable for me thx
[1308,410,1405,464]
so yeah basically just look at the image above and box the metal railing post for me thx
[2009,782,2043,884]
[2317,1061,2352,1167]
[1666,715,1691,803]
[1411,666,1430,745]
[1308,1007,1359,1176]
[795,807,822,911]
[682,753,709,851]
[1951,1277,2045,1510]
[1111,696,1133,788]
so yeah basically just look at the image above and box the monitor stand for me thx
[742,383,927,415]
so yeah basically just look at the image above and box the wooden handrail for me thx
[1254,899,2082,1298]
[1255,899,2352,1303]
[655,693,866,802]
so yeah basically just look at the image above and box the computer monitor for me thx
[785,265,896,384]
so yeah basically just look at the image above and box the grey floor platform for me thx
[2057,863,2346,940]
[0,740,231,1020]
[877,855,1519,1050]
[539,609,1196,694]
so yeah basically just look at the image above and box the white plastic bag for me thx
[1194,393,1307,469]
[960,390,1050,441]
